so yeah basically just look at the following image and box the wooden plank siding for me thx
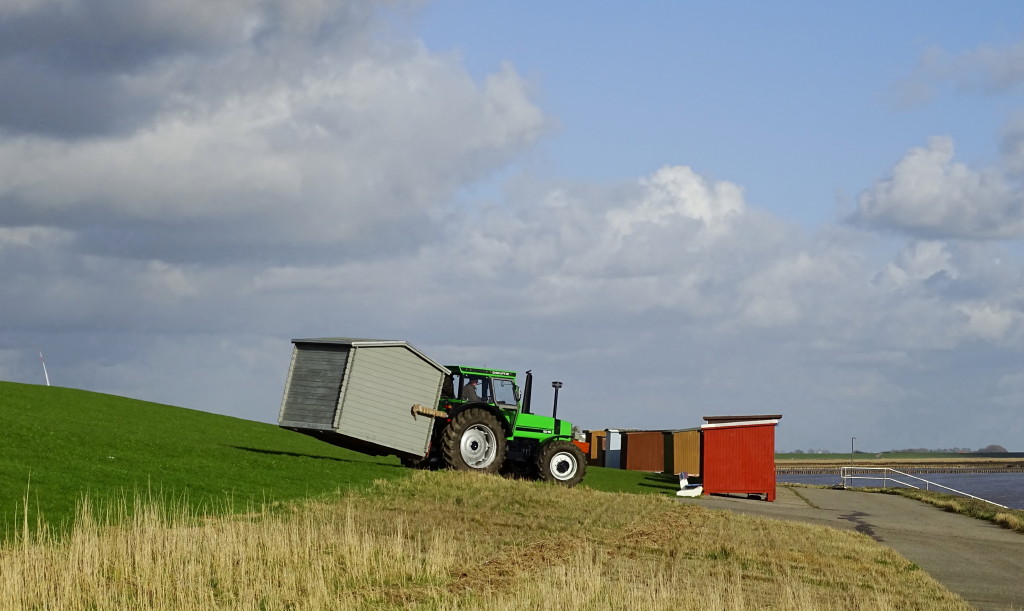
[701,421,778,501]
[622,431,665,471]
[663,429,701,476]
[335,345,443,456]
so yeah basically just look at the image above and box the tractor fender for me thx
[444,402,513,438]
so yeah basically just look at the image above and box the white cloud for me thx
[0,225,72,249]
[852,136,1024,239]
[881,40,1024,240]
[879,240,957,288]
[956,302,1019,343]
[608,166,745,239]
[738,252,839,328]
[143,261,200,299]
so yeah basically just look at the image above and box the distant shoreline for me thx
[776,456,1024,474]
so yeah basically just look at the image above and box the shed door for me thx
[279,343,350,429]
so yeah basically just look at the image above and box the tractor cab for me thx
[444,366,522,411]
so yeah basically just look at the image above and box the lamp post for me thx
[851,436,856,466]
[551,381,563,420]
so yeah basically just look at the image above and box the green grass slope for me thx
[0,381,409,537]
[580,463,680,494]
[0,382,665,538]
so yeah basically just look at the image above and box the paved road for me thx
[678,486,1024,610]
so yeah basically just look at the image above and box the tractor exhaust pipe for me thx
[551,380,562,420]
[523,370,533,414]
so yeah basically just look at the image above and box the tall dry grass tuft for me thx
[993,512,1024,531]
[4,489,459,608]
[1,471,969,609]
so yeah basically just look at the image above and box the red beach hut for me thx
[700,415,781,501]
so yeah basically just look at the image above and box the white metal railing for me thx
[840,466,1008,509]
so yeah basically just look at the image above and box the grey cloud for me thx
[900,41,1024,105]
[0,0,240,136]
[885,240,1024,303]
[0,46,547,263]
[0,59,163,137]
[943,43,1024,94]
[0,0,390,136]
[1000,111,1024,176]
[0,0,376,72]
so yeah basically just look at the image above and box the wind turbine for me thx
[39,352,50,386]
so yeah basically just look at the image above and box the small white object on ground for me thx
[677,472,703,497]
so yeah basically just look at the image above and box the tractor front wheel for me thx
[441,408,507,474]
[537,440,586,487]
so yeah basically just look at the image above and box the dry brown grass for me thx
[1,471,969,610]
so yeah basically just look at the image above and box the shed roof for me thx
[290,337,449,374]
[703,415,782,424]
[702,415,781,429]
[292,337,401,346]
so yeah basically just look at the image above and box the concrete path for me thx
[677,486,1024,610]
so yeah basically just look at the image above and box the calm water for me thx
[777,472,1024,510]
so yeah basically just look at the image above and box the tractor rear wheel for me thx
[537,440,586,487]
[442,408,507,474]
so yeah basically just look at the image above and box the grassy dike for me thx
[0,382,969,608]
[0,381,410,538]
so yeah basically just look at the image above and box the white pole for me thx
[39,352,50,387]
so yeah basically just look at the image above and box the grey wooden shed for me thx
[278,338,449,459]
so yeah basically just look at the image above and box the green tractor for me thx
[278,338,588,487]
[411,366,588,487]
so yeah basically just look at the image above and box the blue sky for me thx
[2,1,1024,453]
[414,2,1024,226]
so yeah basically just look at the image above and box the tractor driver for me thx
[460,378,481,402]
